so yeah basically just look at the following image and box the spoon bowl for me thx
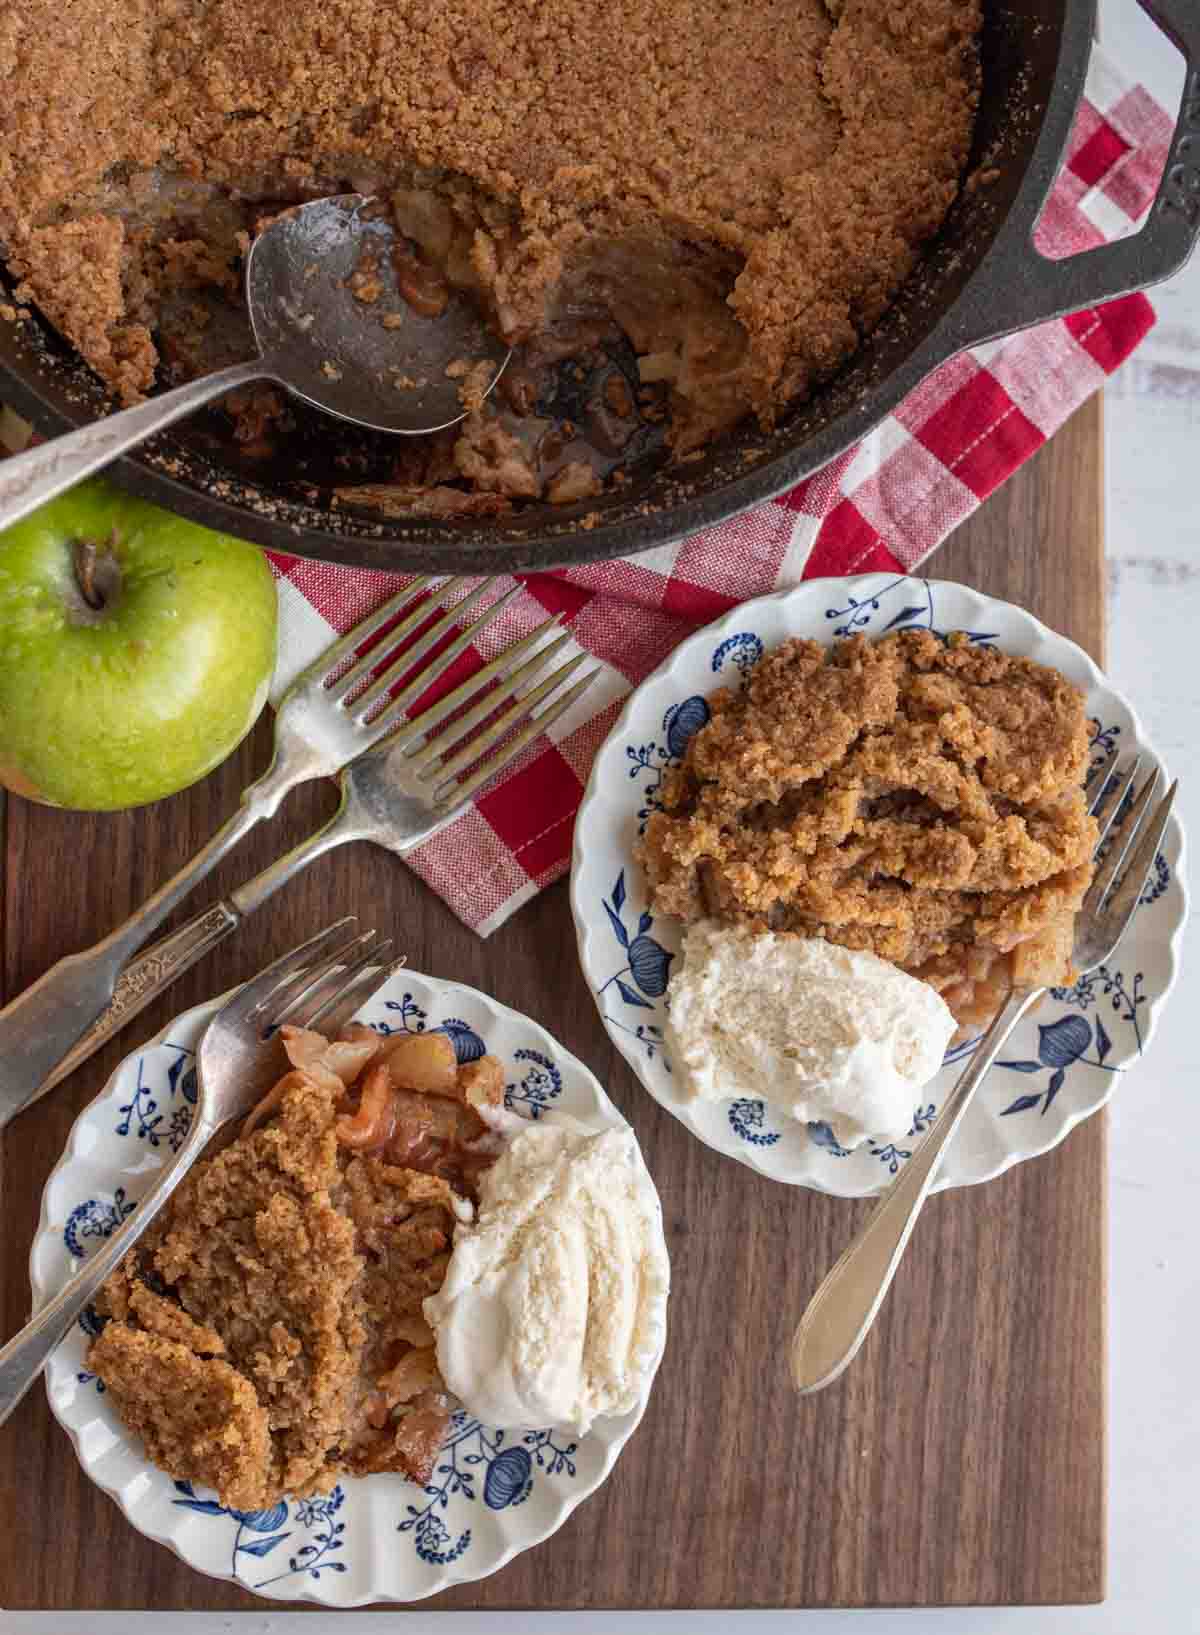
[246,192,510,434]
[0,193,511,533]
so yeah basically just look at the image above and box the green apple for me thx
[0,481,277,810]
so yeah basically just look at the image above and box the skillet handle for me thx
[959,0,1200,348]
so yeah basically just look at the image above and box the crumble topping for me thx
[1,0,979,489]
[638,630,1098,1030]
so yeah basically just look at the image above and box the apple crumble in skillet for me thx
[1,0,980,509]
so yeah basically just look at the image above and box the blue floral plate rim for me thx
[569,572,1188,1197]
[30,970,669,1607]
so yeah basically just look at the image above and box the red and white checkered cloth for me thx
[241,58,1172,932]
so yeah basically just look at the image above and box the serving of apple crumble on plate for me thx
[571,576,1183,1197]
[88,1022,510,1509]
[35,973,670,1602]
[0,0,981,509]
[638,627,1099,1033]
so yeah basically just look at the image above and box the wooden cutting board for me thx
[0,395,1106,1610]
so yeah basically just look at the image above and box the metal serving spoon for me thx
[0,192,511,533]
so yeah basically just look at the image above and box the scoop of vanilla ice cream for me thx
[665,922,955,1147]
[424,1113,669,1434]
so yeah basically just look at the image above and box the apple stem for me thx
[72,536,107,611]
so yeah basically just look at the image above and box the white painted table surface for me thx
[8,8,1198,1630]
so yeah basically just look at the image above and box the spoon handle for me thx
[0,1107,216,1428]
[0,358,265,532]
[790,985,1043,1394]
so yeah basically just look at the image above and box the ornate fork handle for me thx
[28,905,243,1106]
[11,794,372,1122]
[0,756,295,1129]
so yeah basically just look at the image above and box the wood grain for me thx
[0,394,1106,1610]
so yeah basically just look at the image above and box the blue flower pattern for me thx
[435,1018,487,1063]
[115,1041,195,1147]
[596,869,674,1070]
[380,992,429,1033]
[808,1121,852,1158]
[399,1413,579,1566]
[1088,717,1121,779]
[1139,849,1170,906]
[626,696,711,833]
[117,1039,195,1144]
[75,1302,107,1392]
[710,632,764,675]
[870,1102,940,1170]
[728,1099,781,1147]
[63,1187,137,1390]
[823,577,996,643]
[869,1136,912,1174]
[375,997,490,1064]
[172,1481,347,1587]
[999,988,1133,1115]
[809,1103,938,1170]
[64,1188,135,1258]
[504,1048,563,1119]
[600,582,1174,1166]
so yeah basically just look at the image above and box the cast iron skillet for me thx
[2,0,1198,574]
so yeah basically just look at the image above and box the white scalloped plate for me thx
[30,971,669,1606]
[570,574,1187,1197]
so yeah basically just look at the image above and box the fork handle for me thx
[6,796,366,1124]
[790,985,1042,1394]
[0,760,298,1128]
[24,903,243,1113]
[0,1108,217,1427]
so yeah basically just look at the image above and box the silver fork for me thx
[0,919,404,1426]
[8,615,598,1123]
[791,756,1178,1394]
[0,575,523,1119]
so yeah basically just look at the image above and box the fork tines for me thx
[1080,755,1177,949]
[242,921,402,1039]
[311,577,600,803]
[383,612,600,810]
[1086,752,1140,822]
[270,926,398,1034]
[332,579,514,722]
[419,647,600,810]
[320,577,506,717]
